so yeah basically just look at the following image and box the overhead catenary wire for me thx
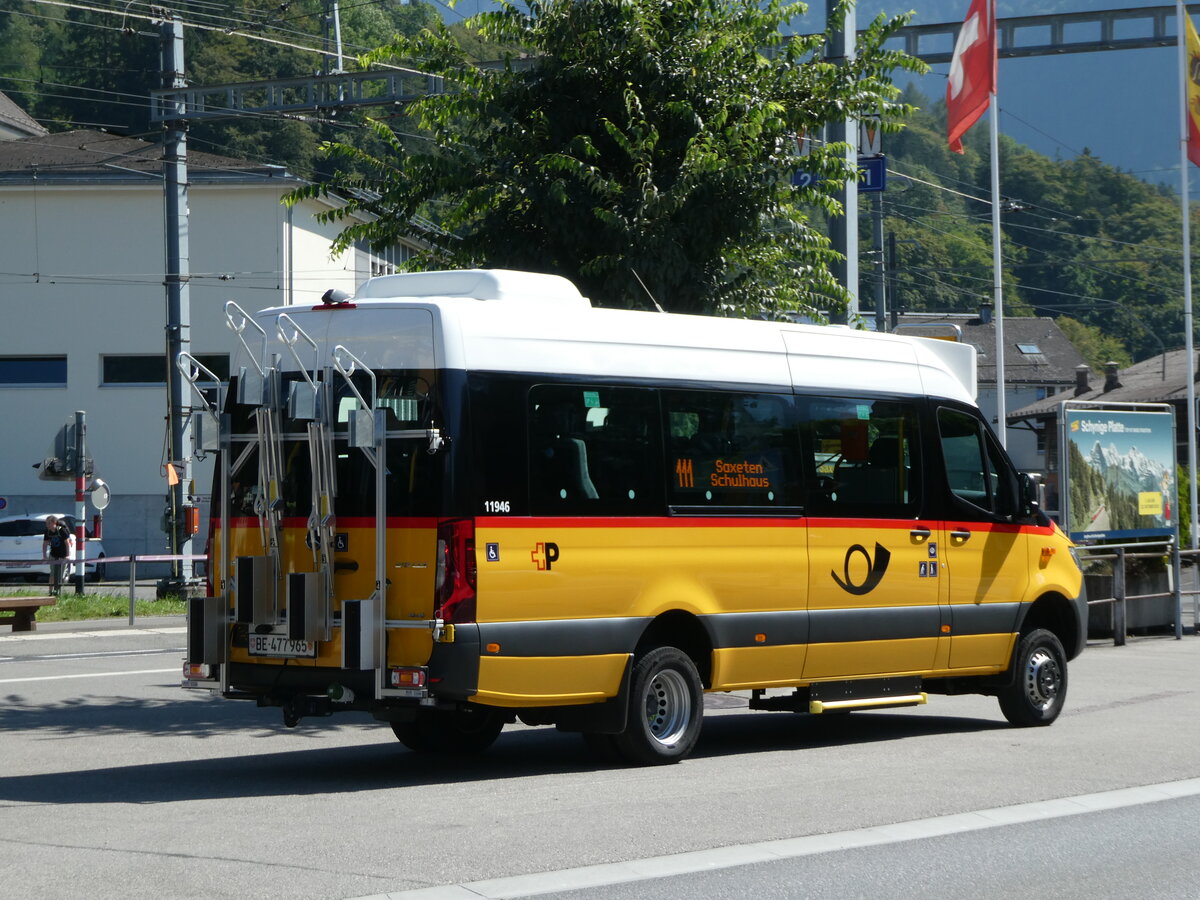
[4,1,1188,341]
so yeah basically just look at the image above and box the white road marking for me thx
[0,626,186,642]
[14,648,183,661]
[0,667,179,684]
[355,778,1200,900]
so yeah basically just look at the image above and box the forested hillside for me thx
[0,0,1192,364]
[880,84,1190,367]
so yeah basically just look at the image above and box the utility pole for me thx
[826,0,858,323]
[161,12,193,593]
[887,230,900,331]
[322,0,345,77]
[72,410,86,595]
[872,193,887,332]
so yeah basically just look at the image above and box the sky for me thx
[433,0,1197,197]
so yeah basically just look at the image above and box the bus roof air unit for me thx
[355,269,591,308]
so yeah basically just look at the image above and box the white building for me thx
[0,127,411,576]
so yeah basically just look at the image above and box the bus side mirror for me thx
[1019,472,1041,517]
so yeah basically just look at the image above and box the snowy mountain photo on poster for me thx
[1064,408,1178,541]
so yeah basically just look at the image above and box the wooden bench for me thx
[0,596,57,632]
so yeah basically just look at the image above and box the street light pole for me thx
[826,0,858,323]
[162,14,193,591]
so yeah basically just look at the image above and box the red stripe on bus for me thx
[474,516,805,528]
[218,515,1057,537]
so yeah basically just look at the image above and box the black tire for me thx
[391,705,505,754]
[998,628,1068,727]
[611,646,704,765]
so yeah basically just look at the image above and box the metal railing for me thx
[102,554,207,626]
[1075,541,1197,645]
[1,553,206,627]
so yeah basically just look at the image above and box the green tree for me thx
[292,0,925,317]
[1056,316,1131,373]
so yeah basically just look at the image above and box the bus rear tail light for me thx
[183,662,215,681]
[435,518,476,624]
[390,667,427,688]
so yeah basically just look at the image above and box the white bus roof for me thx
[240,270,977,404]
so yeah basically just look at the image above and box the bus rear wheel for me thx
[391,705,505,754]
[997,628,1067,727]
[611,646,703,765]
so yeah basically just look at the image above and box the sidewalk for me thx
[25,613,186,634]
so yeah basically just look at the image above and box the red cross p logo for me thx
[531,541,560,571]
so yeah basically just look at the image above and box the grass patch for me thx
[0,587,188,622]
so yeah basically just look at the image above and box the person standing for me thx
[42,515,74,596]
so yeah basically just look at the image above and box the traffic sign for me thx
[791,155,887,192]
[858,155,886,192]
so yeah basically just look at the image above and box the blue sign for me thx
[858,155,886,192]
[791,155,887,192]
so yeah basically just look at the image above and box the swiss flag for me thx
[947,0,996,154]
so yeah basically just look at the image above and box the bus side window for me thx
[937,407,1017,518]
[528,385,662,515]
[663,390,799,509]
[799,396,921,518]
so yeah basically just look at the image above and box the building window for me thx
[1017,343,1042,354]
[0,356,67,386]
[355,240,415,280]
[102,354,229,385]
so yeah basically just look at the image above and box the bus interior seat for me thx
[836,437,902,505]
[533,402,600,502]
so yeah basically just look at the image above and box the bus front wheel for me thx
[391,705,504,754]
[612,646,704,765]
[997,628,1067,727]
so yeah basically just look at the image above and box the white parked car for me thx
[0,513,107,581]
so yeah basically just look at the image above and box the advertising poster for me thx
[1062,407,1177,541]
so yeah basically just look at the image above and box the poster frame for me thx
[1058,400,1178,543]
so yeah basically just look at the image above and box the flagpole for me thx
[1177,0,1199,551]
[989,0,1005,448]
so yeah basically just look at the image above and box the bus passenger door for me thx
[800,397,943,679]
[935,407,1028,671]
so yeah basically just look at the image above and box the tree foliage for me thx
[0,0,442,175]
[290,0,925,317]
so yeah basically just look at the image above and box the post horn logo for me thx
[831,542,891,595]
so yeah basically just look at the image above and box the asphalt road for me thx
[0,623,1196,900]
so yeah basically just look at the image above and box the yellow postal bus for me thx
[182,269,1085,764]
